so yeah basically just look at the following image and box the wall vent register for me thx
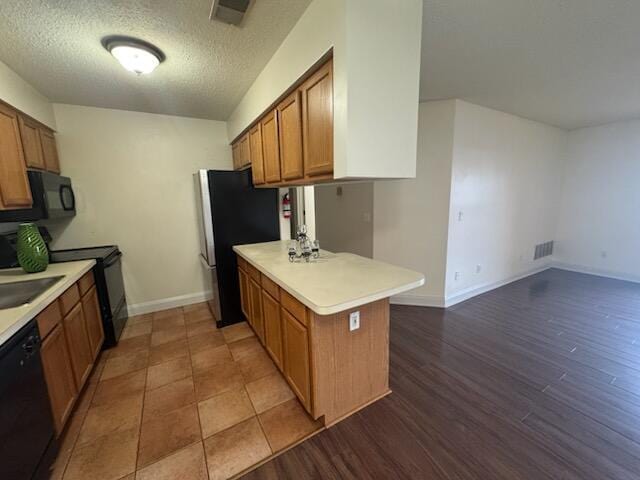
[534,241,554,260]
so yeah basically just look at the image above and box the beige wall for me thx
[0,59,55,129]
[373,101,456,305]
[444,100,567,304]
[47,104,232,313]
[374,100,568,307]
[555,119,640,282]
[315,183,373,257]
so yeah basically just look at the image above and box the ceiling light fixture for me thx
[102,36,165,75]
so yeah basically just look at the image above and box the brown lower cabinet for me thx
[239,260,311,412]
[262,290,283,370]
[82,286,105,361]
[281,307,311,411]
[237,253,391,425]
[238,268,250,320]
[40,324,77,434]
[63,303,94,388]
[249,277,265,343]
[36,270,104,435]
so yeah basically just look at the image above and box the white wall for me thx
[444,101,567,303]
[374,100,568,307]
[373,100,456,305]
[227,0,422,180]
[0,59,55,129]
[315,182,374,257]
[555,120,640,282]
[48,104,232,313]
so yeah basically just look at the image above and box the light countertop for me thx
[0,260,96,346]
[233,241,425,315]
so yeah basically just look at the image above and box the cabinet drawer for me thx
[280,289,307,326]
[37,300,62,339]
[59,284,80,316]
[237,255,247,271]
[77,271,95,296]
[247,263,261,282]
[261,274,279,300]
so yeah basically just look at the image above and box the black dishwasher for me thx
[0,320,57,479]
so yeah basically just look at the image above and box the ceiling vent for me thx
[210,0,251,25]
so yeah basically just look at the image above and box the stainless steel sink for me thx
[0,276,65,309]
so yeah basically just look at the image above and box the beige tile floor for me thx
[50,303,323,480]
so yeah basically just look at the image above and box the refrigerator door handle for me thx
[199,254,215,270]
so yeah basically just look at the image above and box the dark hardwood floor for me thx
[243,268,640,479]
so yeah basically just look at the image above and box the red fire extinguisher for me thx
[282,193,291,219]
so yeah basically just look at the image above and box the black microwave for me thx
[0,171,76,222]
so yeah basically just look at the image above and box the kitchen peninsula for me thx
[234,241,424,426]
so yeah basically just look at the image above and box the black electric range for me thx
[50,246,128,348]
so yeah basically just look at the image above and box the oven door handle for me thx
[104,251,123,268]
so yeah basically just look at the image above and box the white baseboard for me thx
[551,261,640,284]
[390,293,445,308]
[127,290,213,317]
[444,266,551,308]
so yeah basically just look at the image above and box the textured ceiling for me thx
[0,0,311,120]
[421,0,640,130]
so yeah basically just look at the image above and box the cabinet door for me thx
[282,308,311,411]
[262,290,283,369]
[249,124,265,184]
[82,286,104,361]
[0,103,32,209]
[41,323,77,435]
[39,128,60,173]
[18,115,45,169]
[63,302,93,389]
[277,91,304,181]
[240,133,251,169]
[249,278,265,343]
[301,60,333,177]
[238,267,250,320]
[232,142,241,170]
[260,110,281,183]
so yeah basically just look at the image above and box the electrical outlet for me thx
[454,271,461,281]
[458,211,464,222]
[476,264,482,274]
[349,311,360,331]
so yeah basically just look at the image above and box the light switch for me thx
[349,311,360,331]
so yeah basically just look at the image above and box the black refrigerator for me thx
[194,169,280,328]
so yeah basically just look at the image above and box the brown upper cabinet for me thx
[249,124,265,185]
[232,142,240,170]
[301,60,334,177]
[39,128,61,174]
[232,133,251,171]
[261,110,281,183]
[0,103,32,210]
[239,133,250,169]
[230,57,334,187]
[18,115,45,170]
[277,91,304,181]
